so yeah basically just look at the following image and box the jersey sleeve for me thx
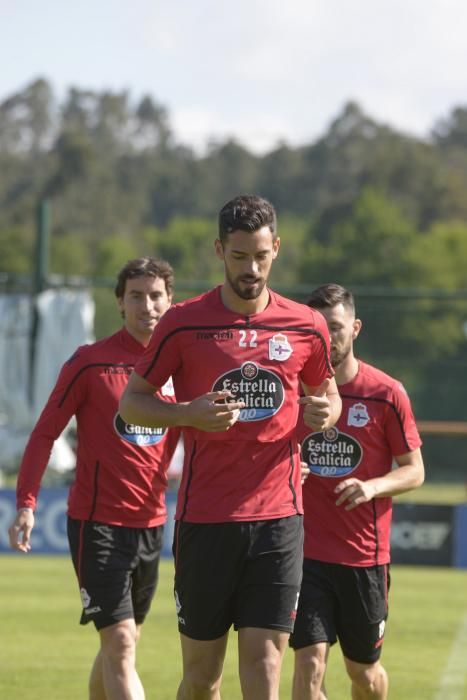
[16,349,88,510]
[385,382,422,456]
[134,308,182,389]
[300,310,333,389]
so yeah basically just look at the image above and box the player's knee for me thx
[347,661,385,692]
[101,622,137,662]
[250,651,282,680]
[294,649,326,688]
[183,673,222,697]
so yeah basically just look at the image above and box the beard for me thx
[225,269,266,300]
[331,342,352,368]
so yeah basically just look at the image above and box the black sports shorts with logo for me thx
[173,514,304,641]
[67,517,164,631]
[290,558,390,664]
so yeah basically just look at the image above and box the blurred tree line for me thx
[0,78,466,453]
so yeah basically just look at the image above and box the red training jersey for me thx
[134,286,333,523]
[17,328,180,527]
[297,360,422,566]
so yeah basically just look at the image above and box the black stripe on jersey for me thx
[57,363,135,408]
[339,393,411,453]
[88,460,101,521]
[371,499,379,565]
[142,323,332,379]
[178,441,197,521]
[287,440,300,514]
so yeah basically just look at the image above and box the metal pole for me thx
[34,199,50,293]
[30,199,51,402]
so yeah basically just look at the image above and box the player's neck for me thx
[334,354,359,386]
[220,284,270,316]
[124,325,152,348]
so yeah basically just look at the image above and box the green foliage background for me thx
[1,78,467,477]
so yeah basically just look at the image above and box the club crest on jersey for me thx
[114,414,167,446]
[347,402,370,427]
[212,361,284,422]
[301,427,362,477]
[268,333,293,361]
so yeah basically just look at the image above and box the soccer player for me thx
[119,194,342,700]
[290,284,425,700]
[8,257,180,700]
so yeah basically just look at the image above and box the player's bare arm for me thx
[299,376,342,431]
[8,508,34,552]
[120,371,245,432]
[334,448,425,510]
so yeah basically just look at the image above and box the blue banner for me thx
[0,488,177,557]
[391,503,453,567]
[1,489,465,567]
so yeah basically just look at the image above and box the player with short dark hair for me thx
[120,194,342,700]
[290,283,425,700]
[9,257,179,700]
[114,256,174,300]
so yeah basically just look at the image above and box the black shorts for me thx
[67,517,164,631]
[289,558,390,664]
[173,515,304,641]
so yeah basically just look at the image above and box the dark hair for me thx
[114,257,174,299]
[218,194,277,243]
[307,283,355,315]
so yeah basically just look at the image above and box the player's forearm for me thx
[326,390,342,429]
[16,433,56,510]
[119,390,189,428]
[371,460,425,499]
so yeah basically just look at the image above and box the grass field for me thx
[395,481,467,505]
[1,556,466,699]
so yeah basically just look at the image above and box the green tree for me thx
[432,106,467,149]
[298,187,417,287]
[0,77,54,155]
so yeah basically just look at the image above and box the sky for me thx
[2,0,467,154]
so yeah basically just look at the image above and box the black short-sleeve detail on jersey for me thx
[288,440,299,513]
[372,499,379,565]
[142,323,332,379]
[340,393,410,453]
[88,460,101,521]
[178,441,198,521]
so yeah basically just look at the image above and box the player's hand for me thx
[186,391,245,432]
[334,478,376,510]
[8,509,35,552]
[299,378,332,431]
